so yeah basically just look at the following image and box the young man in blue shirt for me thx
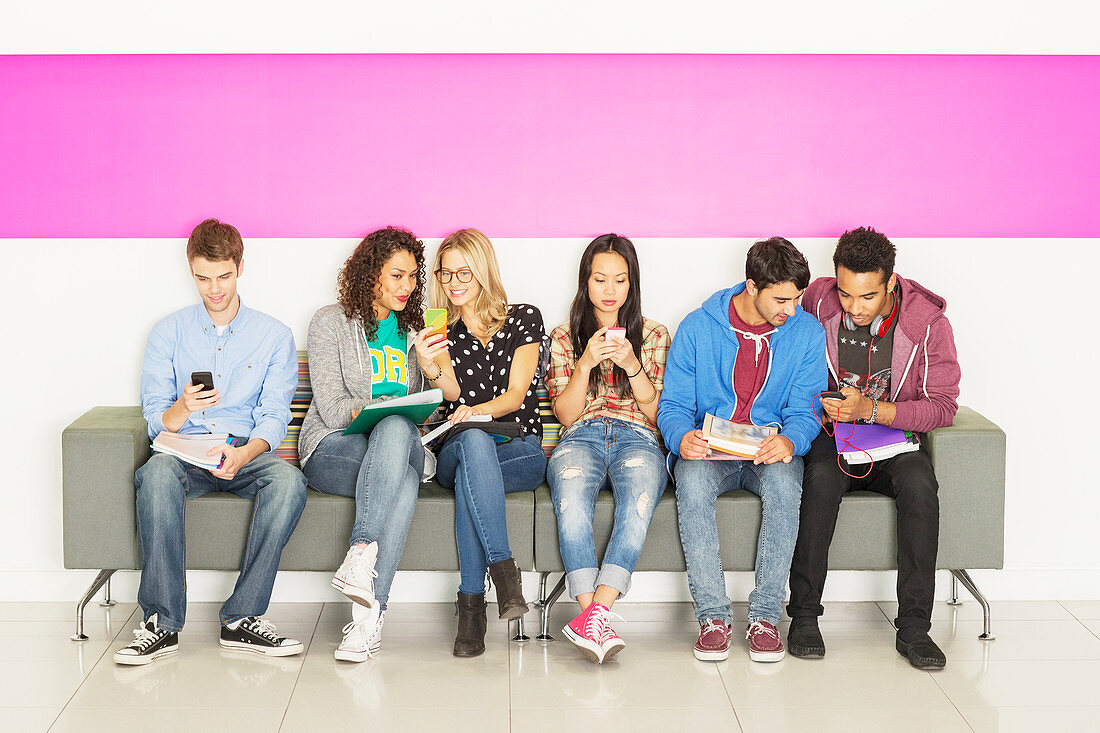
[114,219,307,665]
[658,237,826,663]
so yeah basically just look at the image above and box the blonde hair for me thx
[431,228,510,338]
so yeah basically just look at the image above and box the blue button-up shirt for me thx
[139,301,298,452]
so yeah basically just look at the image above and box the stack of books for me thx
[833,423,920,464]
[152,432,231,470]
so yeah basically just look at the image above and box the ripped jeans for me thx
[548,417,667,599]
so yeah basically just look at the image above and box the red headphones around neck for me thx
[842,286,898,337]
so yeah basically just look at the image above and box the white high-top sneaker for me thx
[331,541,379,607]
[334,602,384,662]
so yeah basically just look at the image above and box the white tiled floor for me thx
[4,599,1100,731]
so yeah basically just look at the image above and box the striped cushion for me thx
[274,350,312,467]
[276,350,565,466]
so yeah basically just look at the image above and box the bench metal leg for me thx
[947,574,962,605]
[511,615,530,642]
[536,574,567,641]
[951,569,995,641]
[72,569,117,641]
[98,576,118,607]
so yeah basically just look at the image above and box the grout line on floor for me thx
[277,602,324,732]
[926,666,978,733]
[708,651,743,721]
[46,605,140,731]
[507,617,514,733]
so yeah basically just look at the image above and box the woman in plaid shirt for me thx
[546,234,671,664]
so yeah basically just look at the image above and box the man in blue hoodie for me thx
[658,237,826,663]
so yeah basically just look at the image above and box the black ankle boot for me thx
[453,592,487,657]
[487,558,529,620]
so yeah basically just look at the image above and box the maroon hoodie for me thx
[802,274,960,433]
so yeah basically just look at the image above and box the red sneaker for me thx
[694,619,733,661]
[599,616,626,662]
[746,620,785,662]
[563,603,607,663]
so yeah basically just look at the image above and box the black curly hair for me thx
[337,227,426,340]
[833,227,896,283]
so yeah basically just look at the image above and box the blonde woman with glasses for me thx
[418,228,548,657]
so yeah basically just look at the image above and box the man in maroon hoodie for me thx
[786,227,960,670]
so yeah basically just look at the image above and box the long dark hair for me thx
[568,234,644,399]
[337,226,426,340]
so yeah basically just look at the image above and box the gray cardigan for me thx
[298,303,432,476]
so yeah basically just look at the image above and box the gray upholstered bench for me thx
[530,406,1005,641]
[62,361,1004,644]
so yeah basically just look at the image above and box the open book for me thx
[701,413,778,460]
[344,389,444,435]
[152,432,231,470]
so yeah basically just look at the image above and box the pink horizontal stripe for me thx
[1,54,1097,238]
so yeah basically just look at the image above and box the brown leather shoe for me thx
[453,592,487,657]
[487,558,529,620]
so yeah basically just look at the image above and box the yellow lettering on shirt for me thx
[369,348,384,384]
[384,346,407,385]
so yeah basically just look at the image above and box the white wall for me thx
[3,236,1097,602]
[4,0,1100,54]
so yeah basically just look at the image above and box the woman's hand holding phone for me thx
[414,325,450,366]
[578,327,621,371]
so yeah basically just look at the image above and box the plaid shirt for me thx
[547,318,671,434]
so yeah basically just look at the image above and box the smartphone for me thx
[190,371,214,392]
[605,327,626,342]
[425,308,448,345]
[821,390,845,401]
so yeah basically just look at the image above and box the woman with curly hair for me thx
[298,226,449,662]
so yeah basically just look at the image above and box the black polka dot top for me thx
[442,303,548,439]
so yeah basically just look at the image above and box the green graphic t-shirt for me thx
[367,311,409,399]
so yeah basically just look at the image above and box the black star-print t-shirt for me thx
[443,303,549,438]
[838,312,896,400]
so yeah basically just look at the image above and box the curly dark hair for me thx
[833,227,896,282]
[337,227,426,340]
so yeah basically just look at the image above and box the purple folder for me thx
[833,423,910,453]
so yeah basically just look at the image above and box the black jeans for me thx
[787,428,940,632]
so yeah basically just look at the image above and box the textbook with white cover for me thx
[421,414,491,445]
[701,413,778,459]
[152,432,231,470]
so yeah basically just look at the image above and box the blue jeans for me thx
[435,430,547,594]
[673,456,803,626]
[548,418,667,599]
[302,415,425,610]
[134,450,307,631]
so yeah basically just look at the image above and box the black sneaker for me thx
[787,617,826,659]
[896,631,947,670]
[113,614,179,666]
[219,616,304,657]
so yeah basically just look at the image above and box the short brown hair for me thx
[187,218,244,267]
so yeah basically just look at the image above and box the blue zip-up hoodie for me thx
[658,282,827,458]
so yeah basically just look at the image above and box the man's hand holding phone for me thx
[821,386,870,423]
[179,381,220,413]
